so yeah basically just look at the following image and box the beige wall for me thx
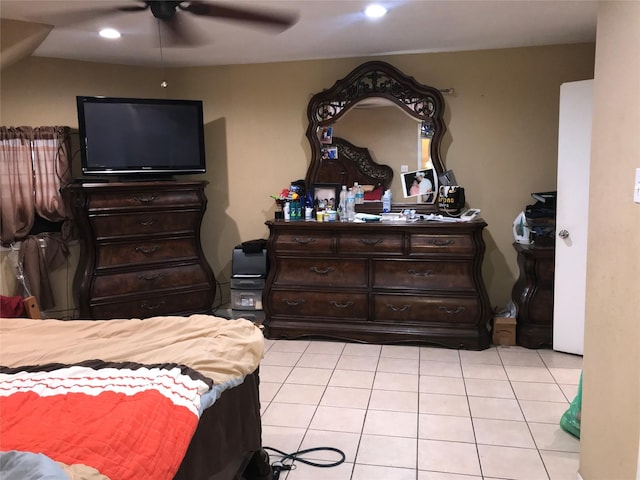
[0,18,52,70]
[0,44,594,312]
[580,2,640,479]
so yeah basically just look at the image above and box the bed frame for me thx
[175,369,272,480]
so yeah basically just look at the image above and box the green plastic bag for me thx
[560,371,582,439]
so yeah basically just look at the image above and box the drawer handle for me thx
[140,218,156,227]
[293,236,316,244]
[135,245,160,254]
[329,300,353,309]
[283,299,306,306]
[140,301,165,310]
[386,304,411,312]
[428,239,455,246]
[439,306,466,315]
[133,195,159,203]
[408,269,434,277]
[310,266,334,275]
[359,238,382,246]
[137,273,164,281]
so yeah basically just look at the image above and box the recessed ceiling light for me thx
[364,4,387,18]
[99,28,121,39]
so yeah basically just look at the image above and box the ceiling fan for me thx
[50,0,298,46]
[119,1,298,45]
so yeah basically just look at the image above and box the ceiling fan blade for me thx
[181,1,298,31]
[27,5,132,28]
[118,5,150,13]
[158,16,205,47]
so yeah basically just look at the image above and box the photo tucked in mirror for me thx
[401,168,437,204]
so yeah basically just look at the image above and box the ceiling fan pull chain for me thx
[157,19,168,89]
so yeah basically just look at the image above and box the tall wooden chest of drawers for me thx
[65,181,216,319]
[263,220,492,350]
[511,243,555,348]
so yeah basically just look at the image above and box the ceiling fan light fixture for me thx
[99,28,121,39]
[364,4,387,18]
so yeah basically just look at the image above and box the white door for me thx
[553,79,593,355]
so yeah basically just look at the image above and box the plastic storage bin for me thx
[231,310,266,324]
[231,289,263,311]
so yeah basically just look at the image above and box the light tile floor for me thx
[259,339,582,480]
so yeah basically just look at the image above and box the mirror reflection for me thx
[329,98,438,203]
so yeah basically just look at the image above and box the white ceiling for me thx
[0,0,598,68]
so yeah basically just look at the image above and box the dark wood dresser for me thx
[65,181,216,319]
[263,219,492,350]
[511,243,555,348]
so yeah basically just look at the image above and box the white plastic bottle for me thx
[354,182,364,204]
[346,188,356,221]
[339,185,347,221]
[382,190,392,213]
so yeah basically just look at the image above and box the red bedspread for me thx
[0,359,213,479]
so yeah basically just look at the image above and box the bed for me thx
[0,314,272,480]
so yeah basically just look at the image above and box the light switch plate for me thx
[401,165,409,173]
[635,168,640,204]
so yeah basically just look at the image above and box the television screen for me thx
[76,96,206,177]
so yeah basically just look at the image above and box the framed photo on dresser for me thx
[313,183,340,210]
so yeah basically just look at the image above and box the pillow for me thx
[364,186,383,201]
[0,295,26,318]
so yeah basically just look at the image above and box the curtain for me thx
[0,128,34,243]
[1,127,72,310]
[0,126,72,245]
[32,127,72,221]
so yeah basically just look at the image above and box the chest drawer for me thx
[91,210,200,237]
[86,189,200,210]
[373,294,480,324]
[96,237,198,269]
[270,290,367,319]
[90,288,212,320]
[338,233,404,255]
[92,264,209,298]
[273,231,333,253]
[409,234,476,255]
[373,259,475,291]
[273,258,367,288]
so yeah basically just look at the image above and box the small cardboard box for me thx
[493,316,516,346]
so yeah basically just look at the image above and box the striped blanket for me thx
[0,315,264,480]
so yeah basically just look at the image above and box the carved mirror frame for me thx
[304,61,447,213]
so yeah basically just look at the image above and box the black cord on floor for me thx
[263,446,345,479]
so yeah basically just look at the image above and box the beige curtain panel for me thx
[0,126,72,245]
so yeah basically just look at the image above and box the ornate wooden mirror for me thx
[304,61,447,213]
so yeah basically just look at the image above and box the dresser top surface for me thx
[266,219,487,231]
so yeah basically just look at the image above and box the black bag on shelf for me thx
[525,191,557,246]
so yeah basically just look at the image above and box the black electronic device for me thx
[76,96,206,178]
[232,244,268,277]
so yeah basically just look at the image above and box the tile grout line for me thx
[262,340,581,479]
[461,347,485,479]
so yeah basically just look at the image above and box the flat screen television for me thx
[76,96,206,178]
